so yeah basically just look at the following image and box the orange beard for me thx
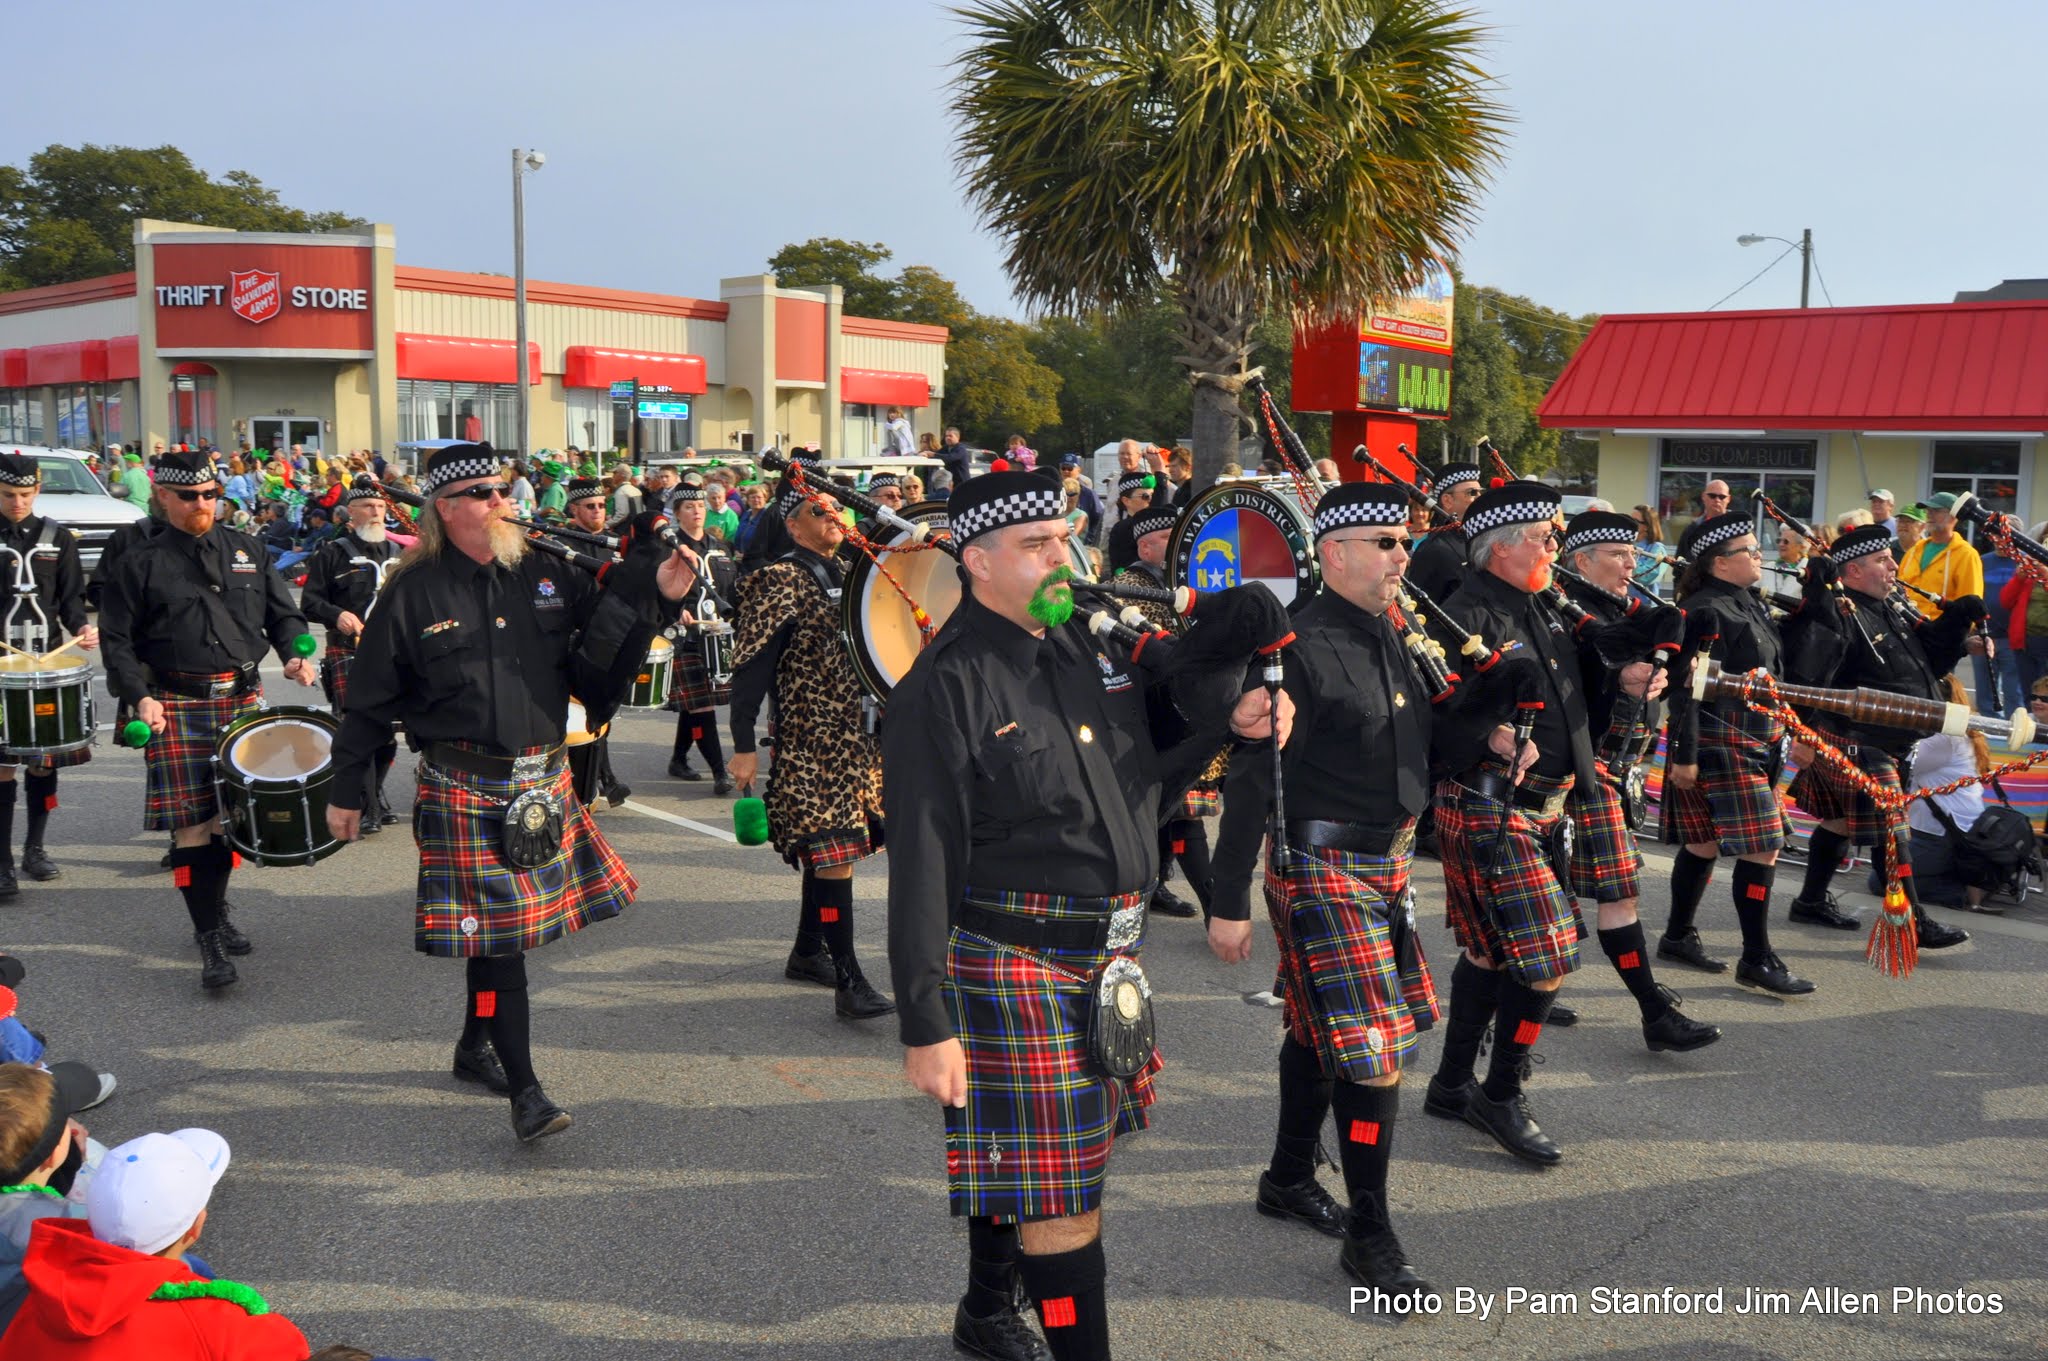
[1524,564,1554,594]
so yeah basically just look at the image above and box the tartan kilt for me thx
[1180,744,1230,818]
[1786,726,1903,847]
[411,749,637,957]
[1263,831,1438,1083]
[1566,771,1642,904]
[320,648,353,713]
[766,735,883,869]
[943,886,1161,1220]
[144,686,261,831]
[1432,773,1581,984]
[671,648,730,713]
[795,818,884,871]
[1666,710,1793,855]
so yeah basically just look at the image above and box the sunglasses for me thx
[804,504,839,519]
[171,488,222,503]
[1339,534,1412,552]
[445,483,511,503]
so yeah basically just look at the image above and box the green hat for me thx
[1895,503,1927,523]
[124,452,143,464]
[1924,492,1958,512]
[541,461,568,479]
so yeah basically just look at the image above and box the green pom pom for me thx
[1141,475,1157,489]
[291,634,317,658]
[121,720,153,748]
[734,797,770,847]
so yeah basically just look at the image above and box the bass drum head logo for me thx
[1168,483,1319,610]
[229,269,282,324]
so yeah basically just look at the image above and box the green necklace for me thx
[0,1184,59,1199]
[148,1278,271,1316]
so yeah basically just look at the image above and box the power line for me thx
[1806,246,1837,306]
[1704,244,1796,311]
[1471,291,1591,336]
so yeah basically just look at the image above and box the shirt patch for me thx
[421,619,462,638]
[229,548,257,574]
[537,577,557,597]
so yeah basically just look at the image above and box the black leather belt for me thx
[1287,820,1405,855]
[155,668,258,700]
[424,743,566,781]
[959,902,1138,954]
[1461,767,1570,818]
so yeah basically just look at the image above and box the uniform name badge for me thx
[1087,955,1156,1080]
[500,786,566,869]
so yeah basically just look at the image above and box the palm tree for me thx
[952,0,1505,484]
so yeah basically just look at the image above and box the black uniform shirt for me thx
[298,531,402,644]
[1427,569,1597,785]
[1805,586,1969,755]
[884,591,1195,1046]
[1407,525,1470,606]
[1665,577,1784,764]
[99,524,307,705]
[0,513,86,642]
[1104,515,1140,576]
[329,549,603,805]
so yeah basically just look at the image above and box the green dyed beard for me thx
[1027,565,1077,628]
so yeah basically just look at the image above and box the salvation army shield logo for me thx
[228,269,281,324]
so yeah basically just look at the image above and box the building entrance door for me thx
[248,417,322,454]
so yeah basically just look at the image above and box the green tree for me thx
[1454,284,1599,485]
[0,144,361,291]
[766,238,903,319]
[952,0,1506,486]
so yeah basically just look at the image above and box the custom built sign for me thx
[1362,264,1454,352]
[1289,264,1457,423]
[153,240,374,353]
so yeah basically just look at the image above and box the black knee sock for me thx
[1016,1238,1111,1361]
[1329,1080,1399,1215]
[1174,822,1213,907]
[1733,859,1777,960]
[1434,955,1501,1088]
[963,1216,1021,1318]
[1598,920,1668,1021]
[1154,825,1177,888]
[21,770,55,849]
[814,875,859,982]
[462,957,492,1048]
[672,711,697,765]
[206,836,236,910]
[691,713,726,777]
[1799,828,1848,903]
[1267,1034,1331,1185]
[794,866,824,953]
[1666,848,1716,938]
[373,746,397,807]
[171,845,222,935]
[1481,980,1556,1102]
[0,781,15,860]
[479,954,537,1094]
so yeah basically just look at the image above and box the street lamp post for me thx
[1736,228,1813,308]
[512,148,546,456]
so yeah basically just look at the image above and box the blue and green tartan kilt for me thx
[144,685,260,831]
[943,885,1161,1221]
[1786,726,1904,848]
[1666,715,1793,855]
[1432,773,1581,984]
[1567,770,1643,904]
[412,745,637,958]
[1263,829,1438,1083]
[671,649,730,714]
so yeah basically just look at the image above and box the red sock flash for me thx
[1513,1019,1544,1047]
[1039,1297,1077,1329]
[1348,1119,1382,1146]
[474,991,497,1019]
[1617,951,1641,970]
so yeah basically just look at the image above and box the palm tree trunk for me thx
[1175,277,1257,490]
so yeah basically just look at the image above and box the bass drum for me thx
[841,501,1100,703]
[1168,478,1320,612]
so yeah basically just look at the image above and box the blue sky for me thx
[11,0,2041,319]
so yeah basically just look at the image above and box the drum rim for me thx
[214,706,340,790]
[0,661,93,685]
[840,500,957,702]
[1166,478,1320,611]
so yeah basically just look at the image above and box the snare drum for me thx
[0,655,95,759]
[696,621,735,688]
[625,635,676,709]
[1168,478,1320,611]
[212,706,342,867]
[564,699,609,806]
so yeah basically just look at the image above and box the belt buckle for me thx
[208,678,235,697]
[1105,903,1144,952]
[1390,824,1416,858]
[510,751,551,782]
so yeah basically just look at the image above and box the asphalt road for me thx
[9,663,2046,1361]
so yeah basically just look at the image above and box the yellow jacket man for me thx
[1898,492,1984,619]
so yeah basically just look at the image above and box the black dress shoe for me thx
[214,906,252,956]
[1657,929,1728,973]
[1255,1171,1346,1237]
[1916,916,1971,950]
[511,1084,572,1142]
[667,760,703,781]
[1788,893,1861,930]
[358,811,382,836]
[376,792,401,826]
[1735,951,1816,996]
[784,946,837,987]
[605,783,631,808]
[1422,1075,1473,1121]
[952,1298,1050,1361]
[19,845,58,881]
[453,1039,512,1094]
[712,774,736,796]
[1544,1000,1578,1027]
[835,975,896,1020]
[0,860,16,900]
[197,929,238,991]
[1149,885,1198,918]
[1643,1007,1722,1053]
[1340,1227,1433,1306]
[159,849,174,869]
[1462,1086,1562,1165]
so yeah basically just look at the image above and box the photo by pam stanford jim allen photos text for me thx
[1349,1284,2007,1319]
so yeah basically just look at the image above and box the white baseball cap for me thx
[87,1129,231,1255]
[1868,488,1895,502]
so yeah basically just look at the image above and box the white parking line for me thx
[619,799,737,843]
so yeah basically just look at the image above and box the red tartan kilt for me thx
[671,650,730,713]
[942,888,1158,1221]
[321,649,352,712]
[794,819,883,871]
[1567,772,1642,904]
[1786,727,1902,846]
[1180,784,1221,818]
[1431,776,1581,983]
[411,755,638,957]
[1667,742,1792,855]
[144,687,261,831]
[1263,836,1437,1082]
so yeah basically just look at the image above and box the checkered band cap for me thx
[775,452,824,514]
[1560,509,1640,559]
[1116,472,1157,498]
[422,443,503,497]
[671,481,705,503]
[866,473,900,492]
[151,449,217,487]
[1129,506,1179,540]
[1461,480,1563,539]
[1677,511,1753,563]
[0,453,38,487]
[341,483,386,506]
[947,471,1068,546]
[564,478,605,504]
[1312,483,1408,539]
[1430,462,1482,492]
[1828,523,1894,566]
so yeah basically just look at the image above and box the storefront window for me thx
[0,391,44,445]
[49,382,135,452]
[1656,439,1817,546]
[565,389,615,454]
[1928,441,2020,545]
[397,381,519,447]
[168,373,219,448]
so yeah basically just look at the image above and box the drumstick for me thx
[0,641,34,661]
[35,636,86,665]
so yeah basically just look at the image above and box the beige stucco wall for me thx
[775,388,824,447]
[841,333,948,397]
[0,298,137,349]
[391,291,728,385]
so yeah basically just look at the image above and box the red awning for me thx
[840,367,931,407]
[25,340,108,386]
[170,361,218,377]
[0,351,24,389]
[1539,301,2048,432]
[394,334,543,385]
[105,335,139,382]
[561,345,707,393]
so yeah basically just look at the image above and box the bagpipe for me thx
[364,475,642,578]
[1945,490,2048,586]
[1689,658,2037,753]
